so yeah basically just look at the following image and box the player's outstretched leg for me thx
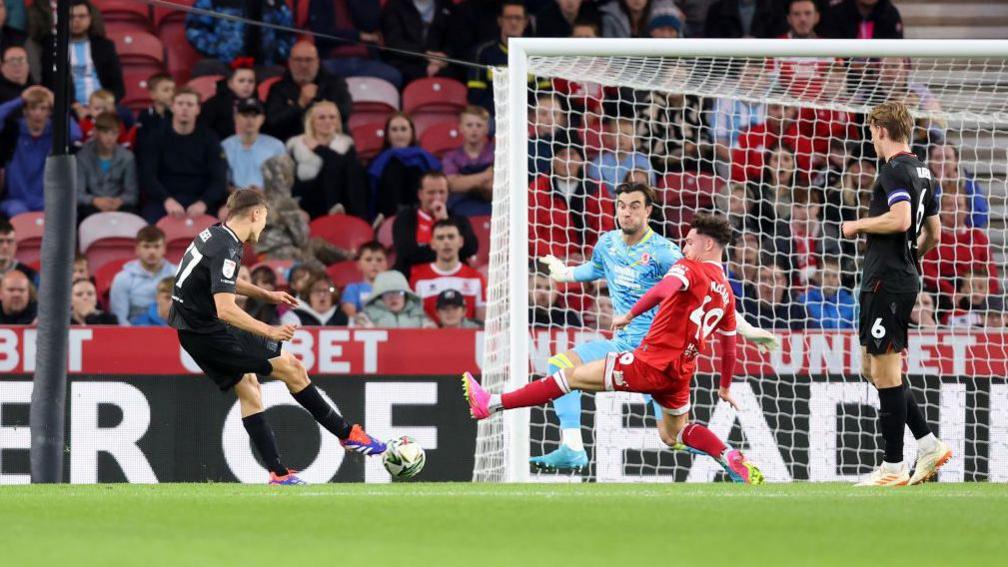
[271,352,386,456]
[904,380,953,485]
[234,373,306,485]
[660,413,763,485]
[530,353,588,472]
[463,360,599,418]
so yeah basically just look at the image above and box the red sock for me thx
[680,423,727,460]
[501,372,569,409]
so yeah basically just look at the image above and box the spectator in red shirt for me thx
[409,219,486,323]
[391,171,478,275]
[770,0,834,99]
[922,191,1000,304]
[529,136,615,259]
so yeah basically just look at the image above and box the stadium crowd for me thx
[0,0,1000,331]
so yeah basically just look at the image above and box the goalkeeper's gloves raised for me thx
[539,254,575,283]
[735,315,781,353]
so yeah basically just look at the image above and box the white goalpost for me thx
[478,39,1008,483]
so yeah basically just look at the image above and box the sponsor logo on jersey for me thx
[222,259,236,279]
[640,253,651,265]
[199,229,212,242]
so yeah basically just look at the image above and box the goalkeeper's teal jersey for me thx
[571,228,682,346]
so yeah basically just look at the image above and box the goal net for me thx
[476,39,1008,483]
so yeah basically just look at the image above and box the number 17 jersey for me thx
[635,259,737,373]
[168,224,245,334]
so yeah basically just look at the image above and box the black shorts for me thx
[178,327,281,391]
[858,290,917,355]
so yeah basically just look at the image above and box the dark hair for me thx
[690,214,733,247]
[136,225,165,243]
[147,72,174,91]
[432,219,462,235]
[418,171,448,192]
[250,265,277,285]
[615,182,656,206]
[0,218,12,235]
[788,0,817,11]
[93,111,120,133]
[69,0,105,37]
[226,188,268,219]
[572,18,600,35]
[499,0,526,16]
[382,111,417,149]
[356,241,387,259]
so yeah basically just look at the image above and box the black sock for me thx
[242,412,288,476]
[904,381,933,440]
[292,384,353,439]
[878,385,907,463]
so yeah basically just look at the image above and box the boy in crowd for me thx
[340,241,387,318]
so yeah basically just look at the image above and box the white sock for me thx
[882,460,904,473]
[488,394,502,412]
[561,428,584,452]
[917,433,939,453]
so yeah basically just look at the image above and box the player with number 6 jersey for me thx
[463,214,764,484]
[169,189,386,485]
[842,101,952,487]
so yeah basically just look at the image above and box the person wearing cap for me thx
[221,96,285,193]
[646,3,684,37]
[435,289,481,329]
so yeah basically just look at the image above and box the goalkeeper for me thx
[532,182,779,472]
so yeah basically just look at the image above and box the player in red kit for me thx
[462,214,764,484]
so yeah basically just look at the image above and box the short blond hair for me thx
[88,89,115,106]
[868,101,913,144]
[459,105,489,122]
[156,277,175,295]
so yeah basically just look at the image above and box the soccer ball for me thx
[382,436,426,479]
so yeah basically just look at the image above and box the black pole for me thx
[30,0,76,483]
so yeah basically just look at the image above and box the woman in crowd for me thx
[70,278,118,325]
[200,60,258,141]
[281,272,348,326]
[287,100,368,219]
[369,112,441,218]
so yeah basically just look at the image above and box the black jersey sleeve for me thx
[207,238,242,295]
[878,165,912,208]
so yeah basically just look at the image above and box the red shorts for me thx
[602,351,691,415]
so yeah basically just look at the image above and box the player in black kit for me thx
[841,101,952,487]
[169,189,386,485]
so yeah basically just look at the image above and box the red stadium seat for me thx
[154,0,193,32]
[121,71,153,113]
[469,214,491,268]
[10,212,45,264]
[309,214,374,252]
[258,75,281,101]
[95,0,153,34]
[326,260,361,289]
[94,256,131,310]
[376,214,395,249]
[78,212,148,271]
[161,20,202,84]
[418,121,461,158]
[156,214,219,264]
[402,77,467,135]
[347,76,399,130]
[187,75,222,103]
[111,32,165,77]
[658,172,721,209]
[350,121,386,161]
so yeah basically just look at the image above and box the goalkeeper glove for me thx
[735,315,781,353]
[539,255,575,283]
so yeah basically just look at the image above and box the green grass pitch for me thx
[1,482,1006,566]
